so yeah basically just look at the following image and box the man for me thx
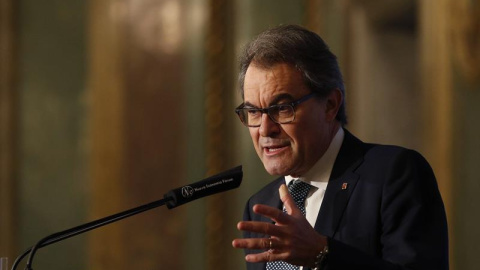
[231,25,448,270]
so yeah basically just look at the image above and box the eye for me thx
[276,104,292,115]
[247,109,261,117]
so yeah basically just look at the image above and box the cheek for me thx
[280,126,300,150]
[248,128,257,140]
[287,118,322,151]
[249,128,260,148]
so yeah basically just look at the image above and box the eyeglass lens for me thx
[240,104,295,126]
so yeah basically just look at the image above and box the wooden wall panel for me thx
[0,0,18,262]
[88,1,187,269]
[205,0,237,269]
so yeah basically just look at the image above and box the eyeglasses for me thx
[235,93,316,127]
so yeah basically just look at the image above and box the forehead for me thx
[243,63,308,105]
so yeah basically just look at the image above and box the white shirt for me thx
[284,127,344,227]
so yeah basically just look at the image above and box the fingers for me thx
[237,221,285,237]
[233,183,319,266]
[232,238,288,263]
[232,236,284,250]
[279,183,289,199]
[232,237,271,250]
[250,184,303,224]
[251,204,290,224]
[246,252,272,263]
[245,250,287,263]
[279,184,298,216]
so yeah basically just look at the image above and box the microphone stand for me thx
[12,197,173,270]
[12,165,242,270]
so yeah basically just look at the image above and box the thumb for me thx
[279,184,302,216]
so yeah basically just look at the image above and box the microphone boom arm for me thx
[17,197,172,270]
[13,165,242,270]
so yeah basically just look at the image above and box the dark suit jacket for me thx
[243,130,448,270]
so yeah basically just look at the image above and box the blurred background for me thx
[1,0,479,269]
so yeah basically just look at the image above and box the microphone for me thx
[14,165,242,270]
[164,165,243,209]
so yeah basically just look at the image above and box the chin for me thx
[263,162,292,176]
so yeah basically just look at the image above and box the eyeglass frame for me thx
[234,92,317,127]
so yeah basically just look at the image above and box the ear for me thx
[325,88,343,122]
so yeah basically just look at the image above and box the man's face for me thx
[243,62,340,177]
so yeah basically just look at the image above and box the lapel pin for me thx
[341,183,348,190]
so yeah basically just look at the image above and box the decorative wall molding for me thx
[451,0,480,84]
[205,0,236,269]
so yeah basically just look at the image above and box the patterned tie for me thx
[266,180,312,270]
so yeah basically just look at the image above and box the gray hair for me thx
[238,24,347,125]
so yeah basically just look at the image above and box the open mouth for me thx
[263,145,289,155]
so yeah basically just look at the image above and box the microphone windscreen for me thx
[163,165,242,209]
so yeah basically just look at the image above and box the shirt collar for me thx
[285,127,344,189]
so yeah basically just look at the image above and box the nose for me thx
[258,113,280,137]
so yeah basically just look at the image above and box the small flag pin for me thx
[341,183,348,190]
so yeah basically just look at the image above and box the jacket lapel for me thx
[314,130,365,237]
[262,178,284,223]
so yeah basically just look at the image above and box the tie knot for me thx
[288,180,311,213]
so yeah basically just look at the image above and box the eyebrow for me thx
[244,93,295,108]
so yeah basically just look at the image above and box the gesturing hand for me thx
[232,184,327,267]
